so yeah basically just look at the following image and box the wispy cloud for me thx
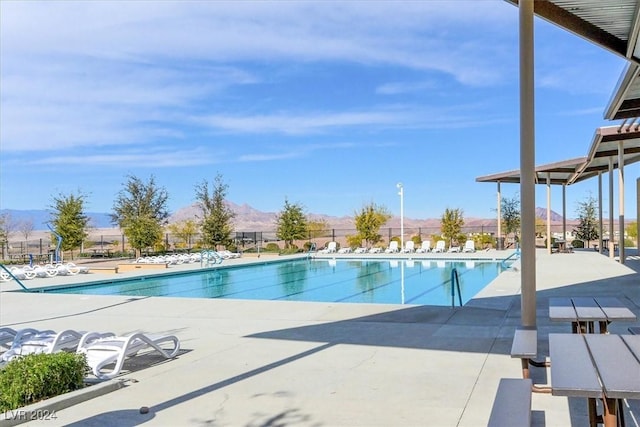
[1,1,519,155]
[26,147,219,168]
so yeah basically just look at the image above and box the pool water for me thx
[46,258,509,306]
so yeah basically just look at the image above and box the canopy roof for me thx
[504,0,640,63]
[476,126,640,186]
[573,125,640,183]
[605,62,640,120]
[475,157,586,185]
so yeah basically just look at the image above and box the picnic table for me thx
[549,333,640,427]
[90,249,112,258]
[549,296,636,334]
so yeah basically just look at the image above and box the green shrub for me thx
[264,243,280,252]
[279,245,300,255]
[0,352,88,412]
[571,240,584,248]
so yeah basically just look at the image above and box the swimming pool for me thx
[45,258,510,306]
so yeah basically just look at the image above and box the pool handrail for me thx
[0,264,30,292]
[450,267,462,308]
[501,249,521,269]
[200,250,224,267]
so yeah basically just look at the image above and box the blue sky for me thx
[0,1,632,221]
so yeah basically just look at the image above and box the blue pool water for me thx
[46,258,509,306]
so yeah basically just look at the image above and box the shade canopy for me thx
[475,157,586,185]
[476,125,640,186]
[504,0,640,64]
[605,62,640,120]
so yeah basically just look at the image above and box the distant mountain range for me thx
[1,203,572,232]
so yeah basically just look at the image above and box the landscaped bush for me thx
[264,243,280,252]
[279,244,300,255]
[570,240,584,248]
[0,352,88,412]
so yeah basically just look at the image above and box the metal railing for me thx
[450,267,462,308]
[0,264,30,291]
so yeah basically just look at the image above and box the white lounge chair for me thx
[401,241,415,253]
[448,245,461,253]
[369,247,382,254]
[433,240,446,253]
[463,240,476,253]
[78,332,180,380]
[0,327,41,352]
[337,247,352,254]
[1,329,107,364]
[416,241,431,253]
[319,242,337,254]
[9,266,37,280]
[354,247,368,254]
[384,241,399,253]
[29,264,59,278]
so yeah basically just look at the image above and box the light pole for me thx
[397,183,404,251]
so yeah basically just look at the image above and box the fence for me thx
[1,223,574,263]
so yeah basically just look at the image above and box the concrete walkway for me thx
[2,249,640,426]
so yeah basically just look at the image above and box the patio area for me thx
[1,248,640,426]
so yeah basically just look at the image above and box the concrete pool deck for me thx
[2,248,640,426]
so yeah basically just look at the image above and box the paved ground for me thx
[2,248,640,426]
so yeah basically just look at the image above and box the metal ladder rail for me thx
[450,267,462,308]
[501,249,521,269]
[0,264,30,291]
[200,250,224,267]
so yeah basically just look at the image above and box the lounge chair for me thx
[319,242,337,254]
[218,250,241,259]
[384,241,399,253]
[369,247,382,254]
[463,240,476,253]
[337,247,352,254]
[433,240,446,253]
[416,241,431,253]
[78,332,180,380]
[448,245,461,253]
[0,327,40,352]
[9,267,37,280]
[29,264,59,277]
[354,247,367,254]
[401,241,415,253]
[1,329,107,364]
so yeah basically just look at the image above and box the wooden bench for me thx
[118,263,169,272]
[87,266,119,274]
[487,378,532,427]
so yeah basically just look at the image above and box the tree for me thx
[574,195,599,247]
[307,219,330,240]
[49,191,90,258]
[195,174,236,249]
[166,220,199,250]
[0,212,14,260]
[18,219,34,243]
[440,208,465,247]
[353,202,392,248]
[501,195,521,240]
[275,199,308,249]
[626,221,638,242]
[111,175,169,256]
